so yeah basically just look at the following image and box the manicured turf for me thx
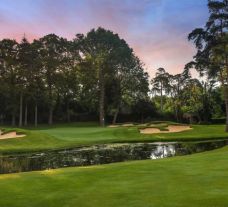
[0,123,228,154]
[0,146,228,207]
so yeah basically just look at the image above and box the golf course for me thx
[0,122,228,154]
[0,123,228,207]
[1,0,228,206]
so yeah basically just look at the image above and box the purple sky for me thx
[0,0,209,77]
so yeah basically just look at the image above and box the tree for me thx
[18,38,46,127]
[181,78,216,123]
[187,0,228,131]
[0,39,19,126]
[182,79,205,123]
[132,99,157,123]
[76,28,146,126]
[110,56,149,124]
[55,40,80,122]
[35,34,67,125]
[168,73,189,122]
[0,29,150,125]
[18,36,33,126]
[151,68,170,112]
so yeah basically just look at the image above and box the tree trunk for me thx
[99,68,105,127]
[24,103,28,126]
[189,115,194,125]
[197,113,202,124]
[19,93,23,127]
[48,107,53,125]
[160,84,163,112]
[34,104,38,127]
[112,106,120,125]
[175,106,179,122]
[12,113,15,126]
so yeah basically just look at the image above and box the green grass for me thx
[0,146,228,207]
[0,122,228,154]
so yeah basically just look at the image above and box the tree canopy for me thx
[0,28,149,126]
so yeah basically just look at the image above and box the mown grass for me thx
[0,122,227,154]
[0,146,228,207]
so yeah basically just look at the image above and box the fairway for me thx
[0,123,228,154]
[0,146,228,207]
[37,124,228,142]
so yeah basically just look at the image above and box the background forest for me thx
[1,1,228,128]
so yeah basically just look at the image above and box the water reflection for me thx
[150,145,176,159]
[0,140,227,174]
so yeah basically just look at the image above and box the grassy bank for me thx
[0,122,228,154]
[0,146,228,207]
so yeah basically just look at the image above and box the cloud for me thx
[0,0,208,77]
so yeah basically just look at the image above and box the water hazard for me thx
[0,140,227,174]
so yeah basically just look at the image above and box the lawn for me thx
[0,122,228,154]
[0,145,228,207]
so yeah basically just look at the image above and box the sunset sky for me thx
[0,0,209,77]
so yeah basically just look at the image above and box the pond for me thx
[0,139,227,174]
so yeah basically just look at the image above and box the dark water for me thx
[0,140,227,174]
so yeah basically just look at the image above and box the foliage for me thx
[187,0,228,130]
[0,28,149,126]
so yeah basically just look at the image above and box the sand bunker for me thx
[140,125,192,134]
[108,125,119,128]
[108,123,134,128]
[121,124,134,127]
[0,130,25,140]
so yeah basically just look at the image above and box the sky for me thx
[0,0,209,78]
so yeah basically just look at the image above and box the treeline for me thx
[187,0,228,131]
[0,28,149,126]
[1,0,228,129]
[151,0,228,126]
[151,68,224,124]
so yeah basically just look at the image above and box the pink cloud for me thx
[0,0,202,78]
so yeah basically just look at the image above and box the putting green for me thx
[0,123,228,154]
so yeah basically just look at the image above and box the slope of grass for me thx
[0,123,227,154]
[0,146,228,207]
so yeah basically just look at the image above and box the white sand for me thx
[0,130,25,140]
[108,123,134,128]
[140,125,192,134]
[108,125,119,128]
[121,124,134,127]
